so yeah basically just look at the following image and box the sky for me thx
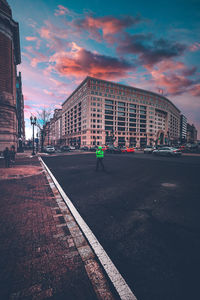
[8,0,200,139]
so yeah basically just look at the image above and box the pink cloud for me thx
[26,36,37,41]
[72,15,142,43]
[189,42,200,52]
[48,42,133,80]
[54,5,69,16]
[190,84,200,96]
[24,46,48,67]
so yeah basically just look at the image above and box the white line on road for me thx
[39,157,137,300]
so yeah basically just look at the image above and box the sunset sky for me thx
[8,0,200,139]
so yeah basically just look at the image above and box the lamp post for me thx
[30,116,37,155]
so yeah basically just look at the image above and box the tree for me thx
[36,108,52,151]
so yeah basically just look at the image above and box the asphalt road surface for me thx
[42,152,200,300]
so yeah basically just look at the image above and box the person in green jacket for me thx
[96,146,105,171]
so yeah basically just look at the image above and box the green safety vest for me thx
[96,149,104,158]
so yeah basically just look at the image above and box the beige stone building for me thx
[61,76,181,148]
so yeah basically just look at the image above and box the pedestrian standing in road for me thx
[96,146,105,171]
[10,145,16,164]
[3,147,10,168]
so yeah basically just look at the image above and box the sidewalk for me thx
[0,152,118,300]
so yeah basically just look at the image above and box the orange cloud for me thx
[48,42,133,80]
[26,36,37,41]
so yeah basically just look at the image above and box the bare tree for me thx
[36,108,52,151]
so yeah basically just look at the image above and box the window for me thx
[105,99,113,104]
[105,110,113,115]
[118,112,125,116]
[105,115,113,120]
[105,121,113,125]
[118,107,125,111]
[105,105,113,109]
[118,122,125,126]
[129,118,136,122]
[118,101,125,106]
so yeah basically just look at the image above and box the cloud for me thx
[54,5,70,16]
[24,46,48,67]
[71,15,143,43]
[117,33,187,66]
[26,36,37,41]
[48,42,134,80]
[190,84,200,96]
[189,42,200,52]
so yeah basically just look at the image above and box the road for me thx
[42,152,200,300]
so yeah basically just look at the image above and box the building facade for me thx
[48,109,62,146]
[0,0,21,152]
[187,123,197,144]
[16,71,25,151]
[180,114,187,144]
[61,77,181,148]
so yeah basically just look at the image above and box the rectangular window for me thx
[105,99,113,104]
[105,105,113,109]
[129,113,136,117]
[105,110,113,115]
[118,107,125,111]
[118,101,125,106]
[118,127,125,131]
[118,112,125,116]
[118,122,125,126]
[129,118,136,122]
[105,120,113,125]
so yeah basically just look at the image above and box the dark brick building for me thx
[0,0,21,152]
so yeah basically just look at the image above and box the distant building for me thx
[0,0,21,151]
[16,72,25,151]
[187,123,197,143]
[48,109,62,146]
[180,114,187,144]
[61,76,181,148]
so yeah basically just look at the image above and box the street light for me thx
[30,116,37,155]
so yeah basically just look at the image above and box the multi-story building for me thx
[180,114,187,144]
[187,123,197,144]
[0,0,21,152]
[48,109,62,146]
[16,72,25,151]
[61,76,181,148]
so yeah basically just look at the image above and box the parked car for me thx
[121,147,135,153]
[144,146,156,154]
[90,146,98,152]
[69,146,76,150]
[60,145,70,152]
[44,145,55,153]
[153,147,182,157]
[80,146,89,151]
[106,146,122,154]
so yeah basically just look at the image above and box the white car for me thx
[144,146,156,154]
[153,147,182,157]
[44,145,55,153]
[69,146,75,150]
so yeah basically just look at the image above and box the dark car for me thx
[60,145,70,152]
[106,146,122,154]
[80,146,89,151]
[90,146,98,152]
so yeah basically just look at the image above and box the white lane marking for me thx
[40,157,137,300]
